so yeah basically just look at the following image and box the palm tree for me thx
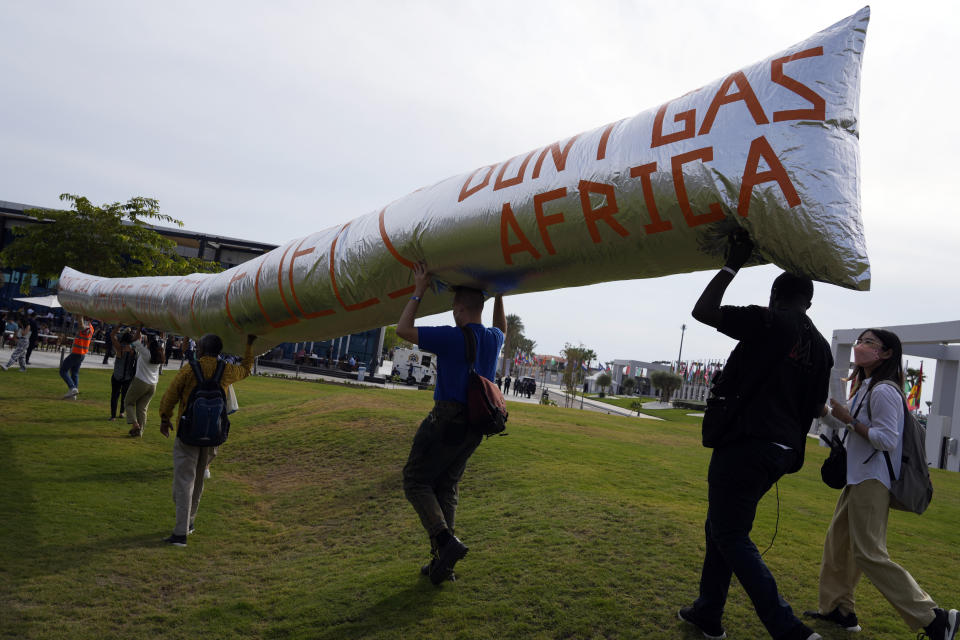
[905,367,926,391]
[501,314,526,375]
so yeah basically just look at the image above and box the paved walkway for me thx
[538,386,663,420]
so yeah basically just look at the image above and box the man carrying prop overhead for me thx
[678,231,832,640]
[396,262,506,585]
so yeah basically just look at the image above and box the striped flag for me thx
[906,362,923,412]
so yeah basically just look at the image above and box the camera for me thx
[118,330,135,345]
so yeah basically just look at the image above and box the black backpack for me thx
[460,327,508,437]
[177,359,231,447]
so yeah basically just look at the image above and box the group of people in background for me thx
[20,312,252,547]
[497,375,535,398]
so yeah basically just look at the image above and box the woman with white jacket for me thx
[124,325,165,438]
[806,328,957,640]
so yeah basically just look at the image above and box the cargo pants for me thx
[402,401,482,546]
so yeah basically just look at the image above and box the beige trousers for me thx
[172,437,217,536]
[124,377,156,428]
[818,479,937,630]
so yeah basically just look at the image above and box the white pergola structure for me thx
[832,320,960,472]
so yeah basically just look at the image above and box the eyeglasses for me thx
[855,338,882,348]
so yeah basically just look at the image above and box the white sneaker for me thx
[62,388,78,399]
[204,468,211,479]
[0,363,8,371]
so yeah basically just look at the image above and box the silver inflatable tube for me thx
[58,8,870,355]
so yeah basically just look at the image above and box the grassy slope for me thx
[1,369,958,639]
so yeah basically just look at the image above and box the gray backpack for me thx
[867,380,933,514]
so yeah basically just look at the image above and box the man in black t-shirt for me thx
[678,232,832,640]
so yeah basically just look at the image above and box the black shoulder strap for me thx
[460,326,477,372]
[189,358,205,384]
[212,360,226,385]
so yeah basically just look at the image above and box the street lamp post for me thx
[676,323,686,371]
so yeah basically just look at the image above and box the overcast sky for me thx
[2,1,957,404]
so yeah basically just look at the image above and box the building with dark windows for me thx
[1,199,385,367]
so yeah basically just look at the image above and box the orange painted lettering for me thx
[671,147,725,227]
[533,188,567,255]
[378,208,417,299]
[596,121,620,160]
[289,238,336,318]
[533,136,579,178]
[651,100,696,149]
[578,180,629,243]
[698,71,769,135]
[255,253,298,329]
[771,47,825,122]
[225,271,247,332]
[329,225,380,312]
[494,150,536,191]
[629,162,673,234]
[738,136,801,216]
[458,165,497,202]
[500,203,541,265]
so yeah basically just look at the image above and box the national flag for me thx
[581,361,588,372]
[906,362,923,412]
[623,365,630,375]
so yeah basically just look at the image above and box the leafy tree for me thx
[1,193,220,292]
[622,377,637,395]
[597,372,612,395]
[630,399,645,416]
[382,325,412,354]
[650,370,683,403]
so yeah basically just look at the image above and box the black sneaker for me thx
[164,534,187,547]
[429,535,468,585]
[678,605,726,639]
[804,607,862,632]
[921,608,959,640]
[420,558,455,582]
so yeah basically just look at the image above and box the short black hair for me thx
[771,271,814,305]
[453,286,485,313]
[199,334,223,357]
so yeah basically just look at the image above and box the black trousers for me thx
[110,376,132,418]
[693,438,805,639]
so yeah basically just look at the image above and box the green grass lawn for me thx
[2,369,958,639]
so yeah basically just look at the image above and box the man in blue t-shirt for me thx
[396,262,506,585]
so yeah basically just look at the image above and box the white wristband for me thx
[721,266,737,276]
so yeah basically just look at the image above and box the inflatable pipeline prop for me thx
[58,8,871,354]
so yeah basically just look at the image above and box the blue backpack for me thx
[177,360,230,447]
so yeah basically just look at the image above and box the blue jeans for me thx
[693,438,804,639]
[60,353,84,390]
